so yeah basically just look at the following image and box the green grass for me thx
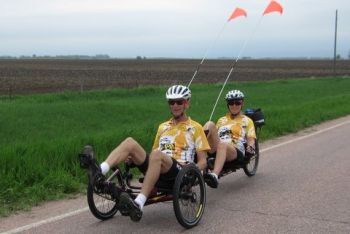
[1,77,350,216]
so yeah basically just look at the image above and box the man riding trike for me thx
[79,85,210,228]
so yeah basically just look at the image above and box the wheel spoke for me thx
[178,174,202,223]
[87,168,122,220]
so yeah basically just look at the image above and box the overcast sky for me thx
[0,0,349,58]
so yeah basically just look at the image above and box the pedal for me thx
[79,154,90,169]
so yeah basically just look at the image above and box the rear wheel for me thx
[87,167,123,220]
[173,164,206,229]
[243,140,259,176]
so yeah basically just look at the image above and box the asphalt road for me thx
[1,115,350,234]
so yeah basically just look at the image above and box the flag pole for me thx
[188,7,247,87]
[333,9,338,75]
[188,23,228,87]
[208,1,283,121]
[208,16,264,121]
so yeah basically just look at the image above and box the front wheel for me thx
[243,140,260,176]
[87,167,123,220]
[173,164,206,229]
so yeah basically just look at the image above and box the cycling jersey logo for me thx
[159,136,175,155]
[218,126,232,139]
[161,143,175,151]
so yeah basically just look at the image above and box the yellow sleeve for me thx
[247,118,256,139]
[194,124,211,152]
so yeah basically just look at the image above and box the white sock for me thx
[134,193,147,210]
[210,172,218,180]
[100,162,110,175]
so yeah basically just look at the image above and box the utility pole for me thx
[333,9,338,75]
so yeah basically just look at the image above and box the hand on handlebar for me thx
[246,145,256,155]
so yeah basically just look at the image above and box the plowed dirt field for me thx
[1,59,349,95]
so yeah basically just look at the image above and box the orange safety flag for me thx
[263,0,283,15]
[227,7,247,21]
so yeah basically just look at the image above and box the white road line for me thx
[2,119,350,234]
[1,207,90,234]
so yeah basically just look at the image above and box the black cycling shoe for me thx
[79,145,95,169]
[204,173,219,188]
[119,193,142,222]
[79,145,106,191]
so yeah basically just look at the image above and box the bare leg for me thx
[203,121,220,154]
[105,137,146,167]
[140,150,173,197]
[212,142,237,176]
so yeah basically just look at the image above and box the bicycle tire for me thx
[173,164,206,229]
[243,140,260,176]
[87,168,123,220]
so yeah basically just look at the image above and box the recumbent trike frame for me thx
[79,152,206,229]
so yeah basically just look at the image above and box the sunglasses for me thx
[227,100,242,106]
[168,100,185,105]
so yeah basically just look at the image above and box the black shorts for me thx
[208,147,244,163]
[136,154,180,183]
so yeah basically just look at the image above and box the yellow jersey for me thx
[216,113,256,154]
[152,117,211,162]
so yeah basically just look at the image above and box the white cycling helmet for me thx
[166,85,191,100]
[225,90,244,101]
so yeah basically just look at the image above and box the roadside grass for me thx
[1,77,349,216]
